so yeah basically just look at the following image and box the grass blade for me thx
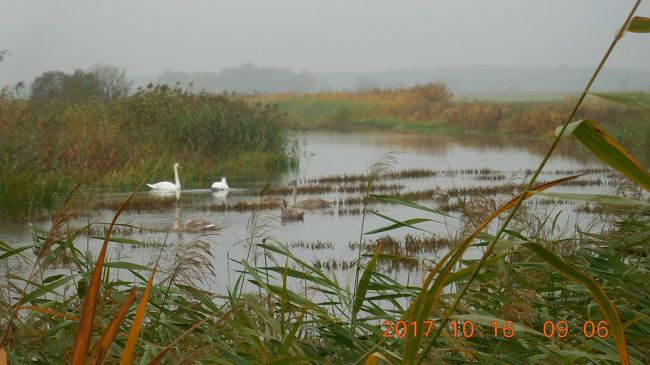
[352,244,382,333]
[369,195,452,217]
[16,305,79,321]
[627,16,650,32]
[365,211,435,235]
[555,119,650,191]
[404,174,582,363]
[525,241,629,365]
[147,303,242,365]
[71,191,135,365]
[534,191,650,206]
[592,91,650,110]
[90,287,137,365]
[120,264,157,365]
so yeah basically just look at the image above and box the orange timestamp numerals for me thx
[542,320,610,338]
[382,320,435,338]
[381,319,517,338]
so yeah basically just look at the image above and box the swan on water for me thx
[211,177,229,191]
[281,199,304,222]
[148,163,181,190]
[173,206,220,232]
[289,180,332,209]
[181,219,220,232]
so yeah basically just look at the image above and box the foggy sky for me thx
[1,0,649,87]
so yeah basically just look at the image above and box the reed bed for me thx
[0,85,296,219]
[348,234,452,257]
[2,7,649,363]
[0,163,648,364]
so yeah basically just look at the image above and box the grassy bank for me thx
[245,85,650,160]
[0,85,296,219]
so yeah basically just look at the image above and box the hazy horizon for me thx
[2,0,649,88]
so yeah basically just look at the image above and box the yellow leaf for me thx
[120,265,158,365]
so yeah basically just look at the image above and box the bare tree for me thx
[89,64,131,102]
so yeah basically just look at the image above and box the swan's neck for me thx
[173,166,181,189]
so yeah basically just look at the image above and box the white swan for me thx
[211,177,229,191]
[148,163,181,190]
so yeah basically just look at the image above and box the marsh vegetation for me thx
[1,8,650,365]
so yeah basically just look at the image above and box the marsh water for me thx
[1,131,615,291]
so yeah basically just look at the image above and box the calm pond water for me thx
[1,131,614,291]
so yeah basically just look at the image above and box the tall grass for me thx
[2,4,650,365]
[246,84,649,153]
[0,85,297,219]
[247,83,452,127]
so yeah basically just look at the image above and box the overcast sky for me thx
[1,0,649,86]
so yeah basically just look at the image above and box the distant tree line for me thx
[156,63,318,94]
[30,64,131,104]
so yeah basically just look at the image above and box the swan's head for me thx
[221,177,227,183]
[173,163,181,169]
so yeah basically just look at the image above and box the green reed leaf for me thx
[525,241,629,365]
[627,16,650,32]
[556,119,650,192]
[352,244,382,330]
[592,91,650,110]
[535,192,650,206]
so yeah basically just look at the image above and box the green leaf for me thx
[104,261,154,271]
[90,236,151,246]
[268,357,312,365]
[555,119,650,192]
[365,211,435,235]
[0,244,37,260]
[352,244,382,327]
[369,194,452,217]
[445,254,507,284]
[534,191,650,207]
[524,241,629,364]
[627,16,650,33]
[20,276,73,304]
[592,91,650,110]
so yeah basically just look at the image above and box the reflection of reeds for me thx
[349,234,451,257]
[289,240,334,250]
[93,196,178,212]
[82,223,167,237]
[314,234,452,273]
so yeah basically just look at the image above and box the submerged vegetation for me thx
[0,70,296,218]
[1,6,650,365]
